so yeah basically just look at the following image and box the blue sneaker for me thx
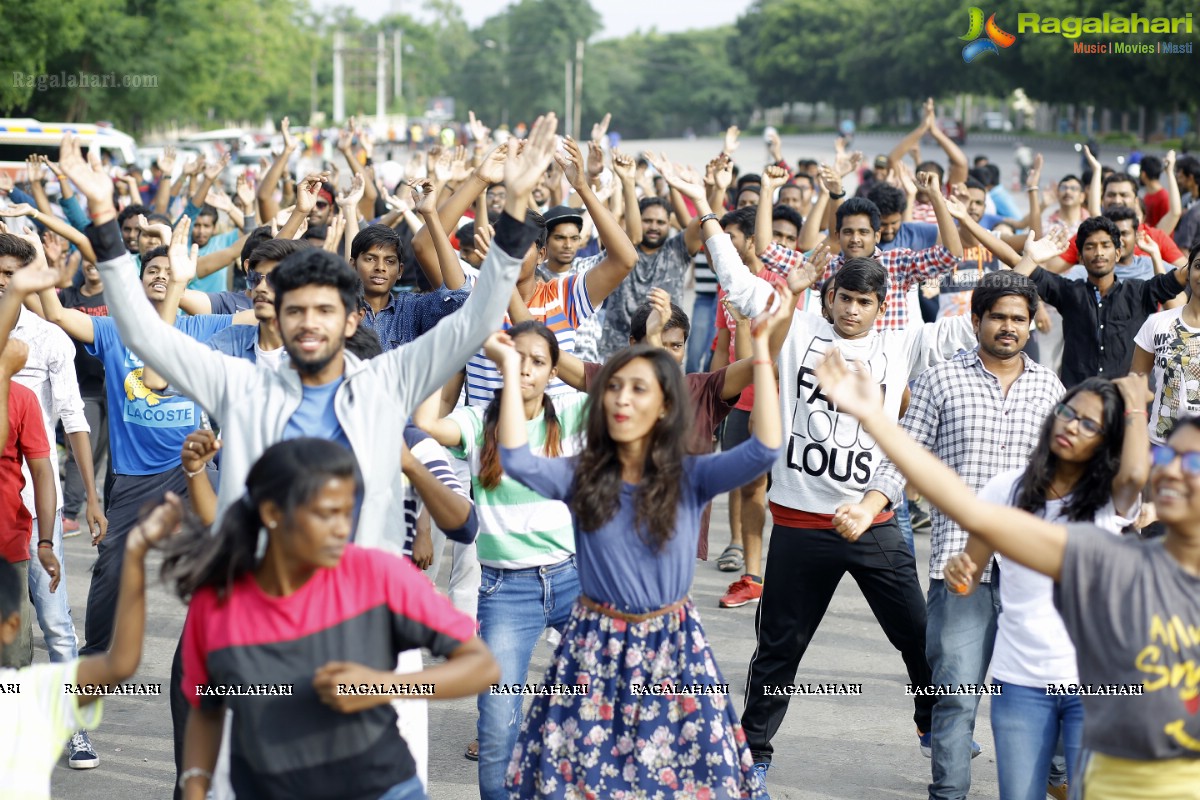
[750,761,771,799]
[917,730,982,759]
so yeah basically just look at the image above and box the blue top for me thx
[988,187,1020,220]
[359,287,470,351]
[87,314,232,475]
[207,325,259,363]
[881,222,939,252]
[500,436,780,612]
[207,290,253,315]
[283,377,350,451]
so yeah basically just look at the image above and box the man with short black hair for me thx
[1172,155,1200,251]
[868,182,939,252]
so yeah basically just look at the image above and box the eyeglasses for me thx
[1053,403,1103,437]
[1151,445,1200,477]
[246,270,271,288]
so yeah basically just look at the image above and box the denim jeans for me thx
[687,292,718,374]
[926,576,1001,800]
[991,682,1083,800]
[893,496,915,556]
[28,514,78,662]
[376,775,427,800]
[476,556,579,800]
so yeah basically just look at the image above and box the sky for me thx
[333,0,754,39]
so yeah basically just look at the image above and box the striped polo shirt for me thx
[464,273,597,406]
[181,546,474,800]
[448,393,588,568]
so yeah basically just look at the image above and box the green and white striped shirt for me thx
[448,393,588,568]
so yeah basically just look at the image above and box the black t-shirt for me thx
[57,287,108,397]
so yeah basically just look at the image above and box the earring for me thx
[255,526,269,562]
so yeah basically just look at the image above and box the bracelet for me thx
[183,464,206,479]
[1124,409,1147,416]
[697,213,719,226]
[827,190,846,199]
[178,767,213,790]
[37,539,54,548]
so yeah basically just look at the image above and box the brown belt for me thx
[579,595,689,623]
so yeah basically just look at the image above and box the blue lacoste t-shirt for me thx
[87,315,233,475]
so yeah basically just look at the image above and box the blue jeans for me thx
[894,496,915,556]
[926,576,1001,800]
[991,682,1083,800]
[28,515,78,662]
[376,775,427,800]
[687,292,718,374]
[476,557,580,800]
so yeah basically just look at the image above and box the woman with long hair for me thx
[165,438,498,800]
[942,377,1149,800]
[491,294,786,798]
[412,319,589,797]
[816,352,1200,799]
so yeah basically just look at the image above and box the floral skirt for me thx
[505,599,766,799]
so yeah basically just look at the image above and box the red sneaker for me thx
[62,516,81,536]
[719,575,763,608]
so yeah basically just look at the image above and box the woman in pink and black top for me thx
[164,438,498,800]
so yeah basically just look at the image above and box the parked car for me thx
[980,112,1014,132]
[937,118,967,145]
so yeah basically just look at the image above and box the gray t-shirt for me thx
[597,233,691,359]
[1054,524,1200,759]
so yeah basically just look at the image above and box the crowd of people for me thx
[0,99,1198,800]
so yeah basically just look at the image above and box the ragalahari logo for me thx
[961,8,1017,62]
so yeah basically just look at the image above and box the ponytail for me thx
[478,392,561,491]
[160,494,261,602]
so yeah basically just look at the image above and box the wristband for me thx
[178,768,213,790]
[827,190,846,199]
[1124,409,1147,416]
[37,539,54,548]
[697,213,719,226]
[183,465,206,478]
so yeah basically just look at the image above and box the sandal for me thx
[465,739,479,761]
[717,544,744,573]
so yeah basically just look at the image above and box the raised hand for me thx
[590,113,612,145]
[157,146,177,179]
[323,215,346,254]
[203,153,231,180]
[1135,228,1161,260]
[766,128,783,163]
[752,284,795,338]
[643,287,672,340]
[235,174,256,210]
[167,216,198,285]
[504,113,560,199]
[473,222,494,261]
[814,348,883,420]
[836,149,864,178]
[280,116,296,152]
[554,136,589,190]
[761,164,789,196]
[57,132,115,208]
[647,153,704,202]
[337,173,365,208]
[26,155,45,183]
[586,140,604,182]
[1023,225,1070,263]
[474,141,508,186]
[137,213,174,247]
[205,187,233,212]
[916,171,942,199]
[944,195,969,221]
[923,97,937,129]
[295,172,331,214]
[407,178,436,216]
[611,149,635,183]
[7,233,60,297]
[1082,143,1100,172]
[181,430,221,476]
[0,203,36,218]
[712,153,734,193]
[818,163,843,195]
[467,111,491,146]
[790,240,830,294]
[432,149,453,184]
[1164,149,1177,174]
[482,330,520,373]
[337,121,354,153]
[1113,371,1155,412]
[894,160,918,197]
[449,146,472,183]
[181,156,204,178]
[1025,153,1043,191]
[723,125,740,155]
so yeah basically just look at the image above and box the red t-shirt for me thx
[1143,188,1169,228]
[1058,222,1183,265]
[1,382,50,562]
[716,273,789,412]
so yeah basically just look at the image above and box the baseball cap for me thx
[543,205,584,229]
[874,155,890,169]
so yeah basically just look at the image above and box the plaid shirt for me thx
[761,242,960,330]
[867,349,1063,582]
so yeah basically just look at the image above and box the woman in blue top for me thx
[490,290,787,799]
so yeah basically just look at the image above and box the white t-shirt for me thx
[770,310,975,514]
[981,469,1133,687]
[254,343,287,371]
[1133,306,1200,445]
[0,661,103,800]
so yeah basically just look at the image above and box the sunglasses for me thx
[246,270,272,288]
[1151,445,1200,477]
[315,200,330,209]
[1053,403,1102,438]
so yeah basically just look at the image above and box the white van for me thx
[0,119,138,180]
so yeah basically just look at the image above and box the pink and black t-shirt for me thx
[181,545,474,800]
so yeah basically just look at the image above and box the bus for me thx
[0,119,138,180]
